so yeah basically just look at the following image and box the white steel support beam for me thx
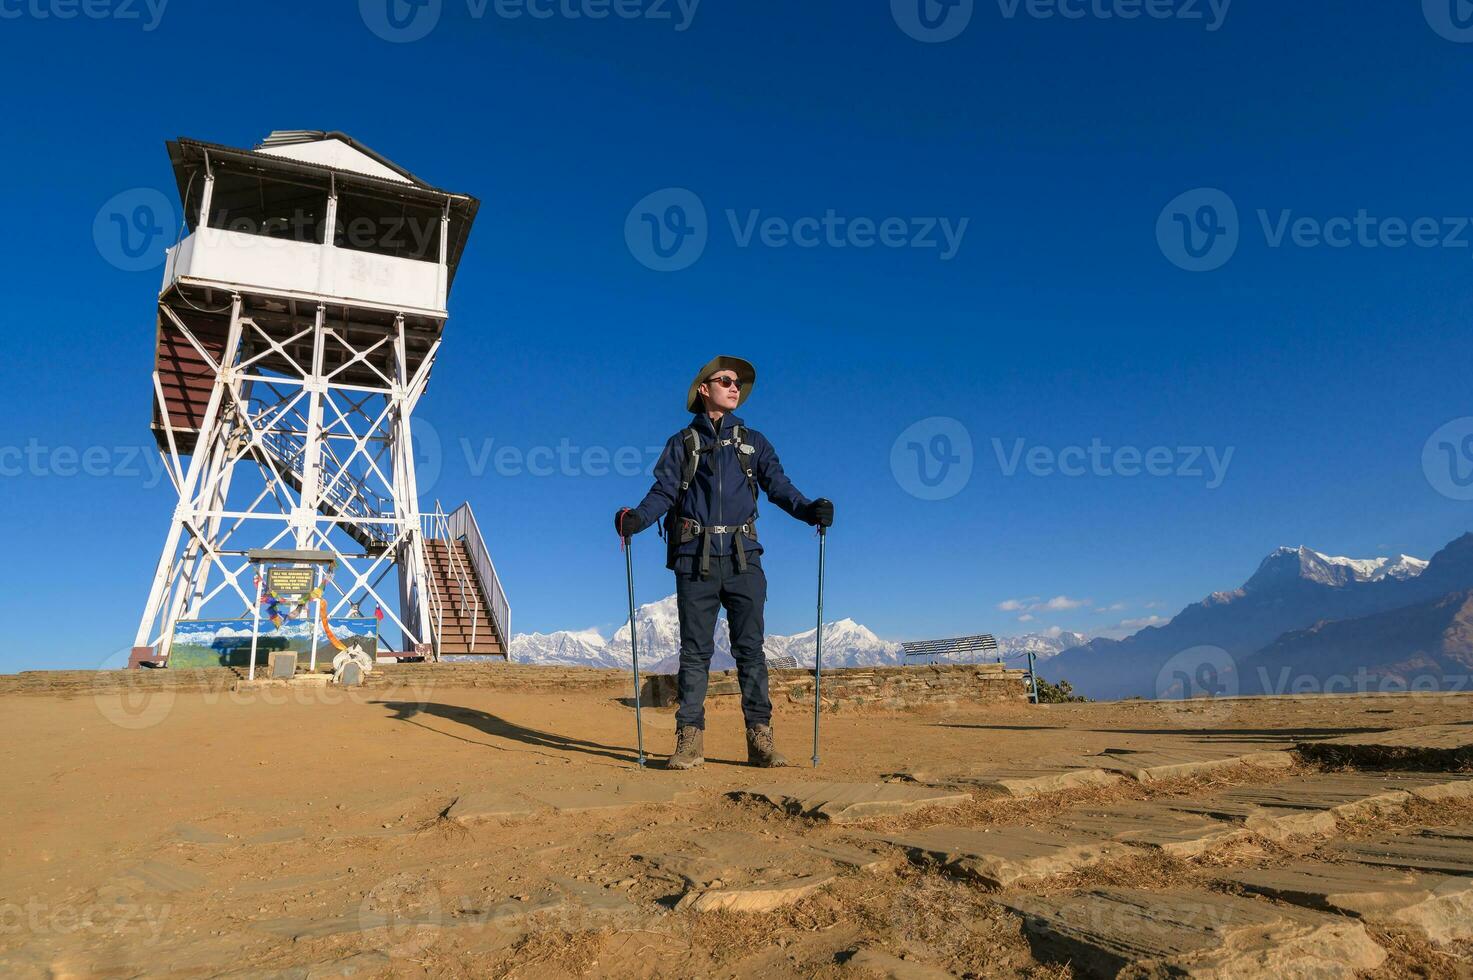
[137,288,445,659]
[296,305,327,549]
[166,426,225,629]
[185,424,240,617]
[392,314,431,650]
[133,294,243,652]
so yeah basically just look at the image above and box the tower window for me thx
[205,169,329,244]
[333,191,442,263]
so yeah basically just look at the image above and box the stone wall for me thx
[1,662,1027,708]
[0,667,242,697]
[0,663,632,698]
[363,663,630,694]
[642,663,1030,711]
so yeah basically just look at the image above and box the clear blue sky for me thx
[3,1,1471,672]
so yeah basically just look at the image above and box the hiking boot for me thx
[667,725,704,770]
[746,723,789,767]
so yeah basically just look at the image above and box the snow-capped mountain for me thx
[999,630,1090,661]
[1330,553,1428,582]
[510,627,618,668]
[510,598,901,672]
[508,598,1086,672]
[1246,546,1429,590]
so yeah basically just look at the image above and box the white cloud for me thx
[1017,613,1036,623]
[999,595,1089,616]
[989,595,1036,613]
[1094,602,1127,613]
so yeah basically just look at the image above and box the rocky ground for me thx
[1,670,1471,978]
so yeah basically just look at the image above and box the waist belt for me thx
[678,518,757,576]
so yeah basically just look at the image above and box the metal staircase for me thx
[422,501,511,659]
[256,428,397,553]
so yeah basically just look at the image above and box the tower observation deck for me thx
[133,130,509,666]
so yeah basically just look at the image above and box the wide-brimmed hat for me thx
[686,355,756,413]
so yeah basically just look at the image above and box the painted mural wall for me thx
[168,618,379,669]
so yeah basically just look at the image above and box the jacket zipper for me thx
[715,416,723,540]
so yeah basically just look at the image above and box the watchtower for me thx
[132,131,509,665]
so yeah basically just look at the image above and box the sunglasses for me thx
[705,375,743,390]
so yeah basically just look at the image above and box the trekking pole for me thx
[621,516,646,768]
[812,525,827,768]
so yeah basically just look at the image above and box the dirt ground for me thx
[2,677,1470,978]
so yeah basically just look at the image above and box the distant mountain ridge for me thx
[1042,533,1473,700]
[509,594,1087,673]
[1242,590,1473,694]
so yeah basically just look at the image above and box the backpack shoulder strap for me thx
[678,427,701,493]
[730,424,759,502]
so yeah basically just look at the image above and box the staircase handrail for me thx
[421,503,448,661]
[439,501,480,653]
[422,500,482,657]
[444,502,511,658]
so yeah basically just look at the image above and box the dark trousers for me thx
[674,554,770,731]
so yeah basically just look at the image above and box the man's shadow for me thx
[375,700,645,765]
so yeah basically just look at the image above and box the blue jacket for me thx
[633,412,813,570]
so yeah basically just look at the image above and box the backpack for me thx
[662,423,761,572]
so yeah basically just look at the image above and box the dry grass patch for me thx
[829,865,1047,976]
[1024,850,1197,894]
[491,928,604,978]
[1334,796,1473,840]
[1364,927,1473,980]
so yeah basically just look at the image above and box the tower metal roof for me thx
[165,134,480,283]
[256,130,430,187]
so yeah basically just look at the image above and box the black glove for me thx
[806,498,834,528]
[614,507,646,537]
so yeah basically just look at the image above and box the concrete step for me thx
[999,887,1386,978]
[1217,861,1473,944]
[731,782,971,824]
[1092,747,1295,783]
[1168,771,1473,841]
[876,826,1138,888]
[886,747,1295,800]
[1045,803,1250,859]
[986,773,1471,879]
[1323,823,1473,876]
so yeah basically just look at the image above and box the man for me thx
[614,356,834,770]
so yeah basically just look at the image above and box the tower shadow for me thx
[374,700,641,764]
